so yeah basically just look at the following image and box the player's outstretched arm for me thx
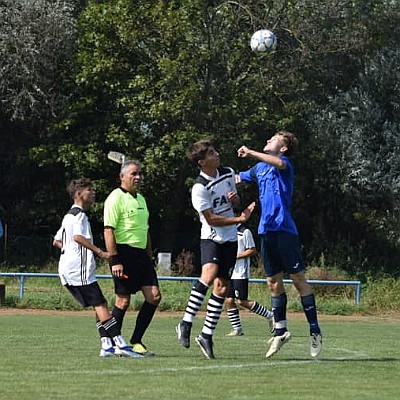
[237,146,286,169]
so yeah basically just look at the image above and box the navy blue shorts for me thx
[65,281,106,308]
[200,239,238,280]
[113,244,159,295]
[260,231,304,277]
[227,278,249,300]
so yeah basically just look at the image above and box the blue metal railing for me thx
[0,272,362,304]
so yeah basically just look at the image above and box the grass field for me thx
[0,310,399,400]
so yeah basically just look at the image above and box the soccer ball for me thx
[250,29,277,53]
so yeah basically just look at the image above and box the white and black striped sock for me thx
[227,307,242,331]
[183,280,209,323]
[202,293,224,336]
[250,301,273,319]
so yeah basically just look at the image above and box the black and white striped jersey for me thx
[191,167,238,243]
[54,206,97,286]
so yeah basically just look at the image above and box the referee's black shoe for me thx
[195,335,215,359]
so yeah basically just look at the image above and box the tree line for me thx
[0,0,399,278]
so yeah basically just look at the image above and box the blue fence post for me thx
[355,281,361,305]
[19,275,25,299]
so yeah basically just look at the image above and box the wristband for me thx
[109,254,123,266]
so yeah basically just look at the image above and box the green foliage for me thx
[0,0,77,122]
[1,0,400,276]
[364,276,400,311]
[306,46,400,276]
[0,0,78,243]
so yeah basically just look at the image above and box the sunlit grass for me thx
[0,312,399,400]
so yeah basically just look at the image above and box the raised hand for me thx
[240,201,256,222]
[237,146,251,158]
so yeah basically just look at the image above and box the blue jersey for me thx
[239,156,298,235]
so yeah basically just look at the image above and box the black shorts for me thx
[260,231,304,277]
[200,239,238,280]
[227,278,249,300]
[65,281,106,308]
[113,244,159,295]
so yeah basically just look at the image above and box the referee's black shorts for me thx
[113,244,159,295]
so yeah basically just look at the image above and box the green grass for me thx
[0,275,366,314]
[0,312,399,400]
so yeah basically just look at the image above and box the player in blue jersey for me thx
[175,139,255,359]
[237,131,322,358]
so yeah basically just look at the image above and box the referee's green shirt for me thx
[104,188,149,249]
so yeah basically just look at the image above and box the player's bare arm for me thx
[52,239,62,249]
[202,201,255,227]
[227,191,240,207]
[73,234,110,260]
[237,247,257,259]
[237,146,286,169]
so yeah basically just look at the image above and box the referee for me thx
[104,160,161,357]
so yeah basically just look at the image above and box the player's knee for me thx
[236,299,246,308]
[153,291,162,305]
[116,296,130,310]
[225,298,235,309]
[267,279,278,291]
[291,273,311,294]
[216,285,228,297]
[145,290,161,306]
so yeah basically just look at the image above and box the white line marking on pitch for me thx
[132,360,316,374]
[0,360,316,377]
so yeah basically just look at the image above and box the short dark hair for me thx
[186,140,214,164]
[67,178,92,199]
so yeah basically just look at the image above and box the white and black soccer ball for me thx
[250,29,277,53]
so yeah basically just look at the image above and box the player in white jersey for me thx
[225,224,274,336]
[53,178,142,358]
[191,166,238,243]
[175,139,255,359]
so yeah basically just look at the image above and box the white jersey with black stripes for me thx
[191,167,238,243]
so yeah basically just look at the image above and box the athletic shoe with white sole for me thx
[195,335,215,359]
[99,347,115,357]
[175,322,191,348]
[131,343,155,357]
[265,331,292,358]
[310,333,323,358]
[226,329,244,336]
[114,346,144,358]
